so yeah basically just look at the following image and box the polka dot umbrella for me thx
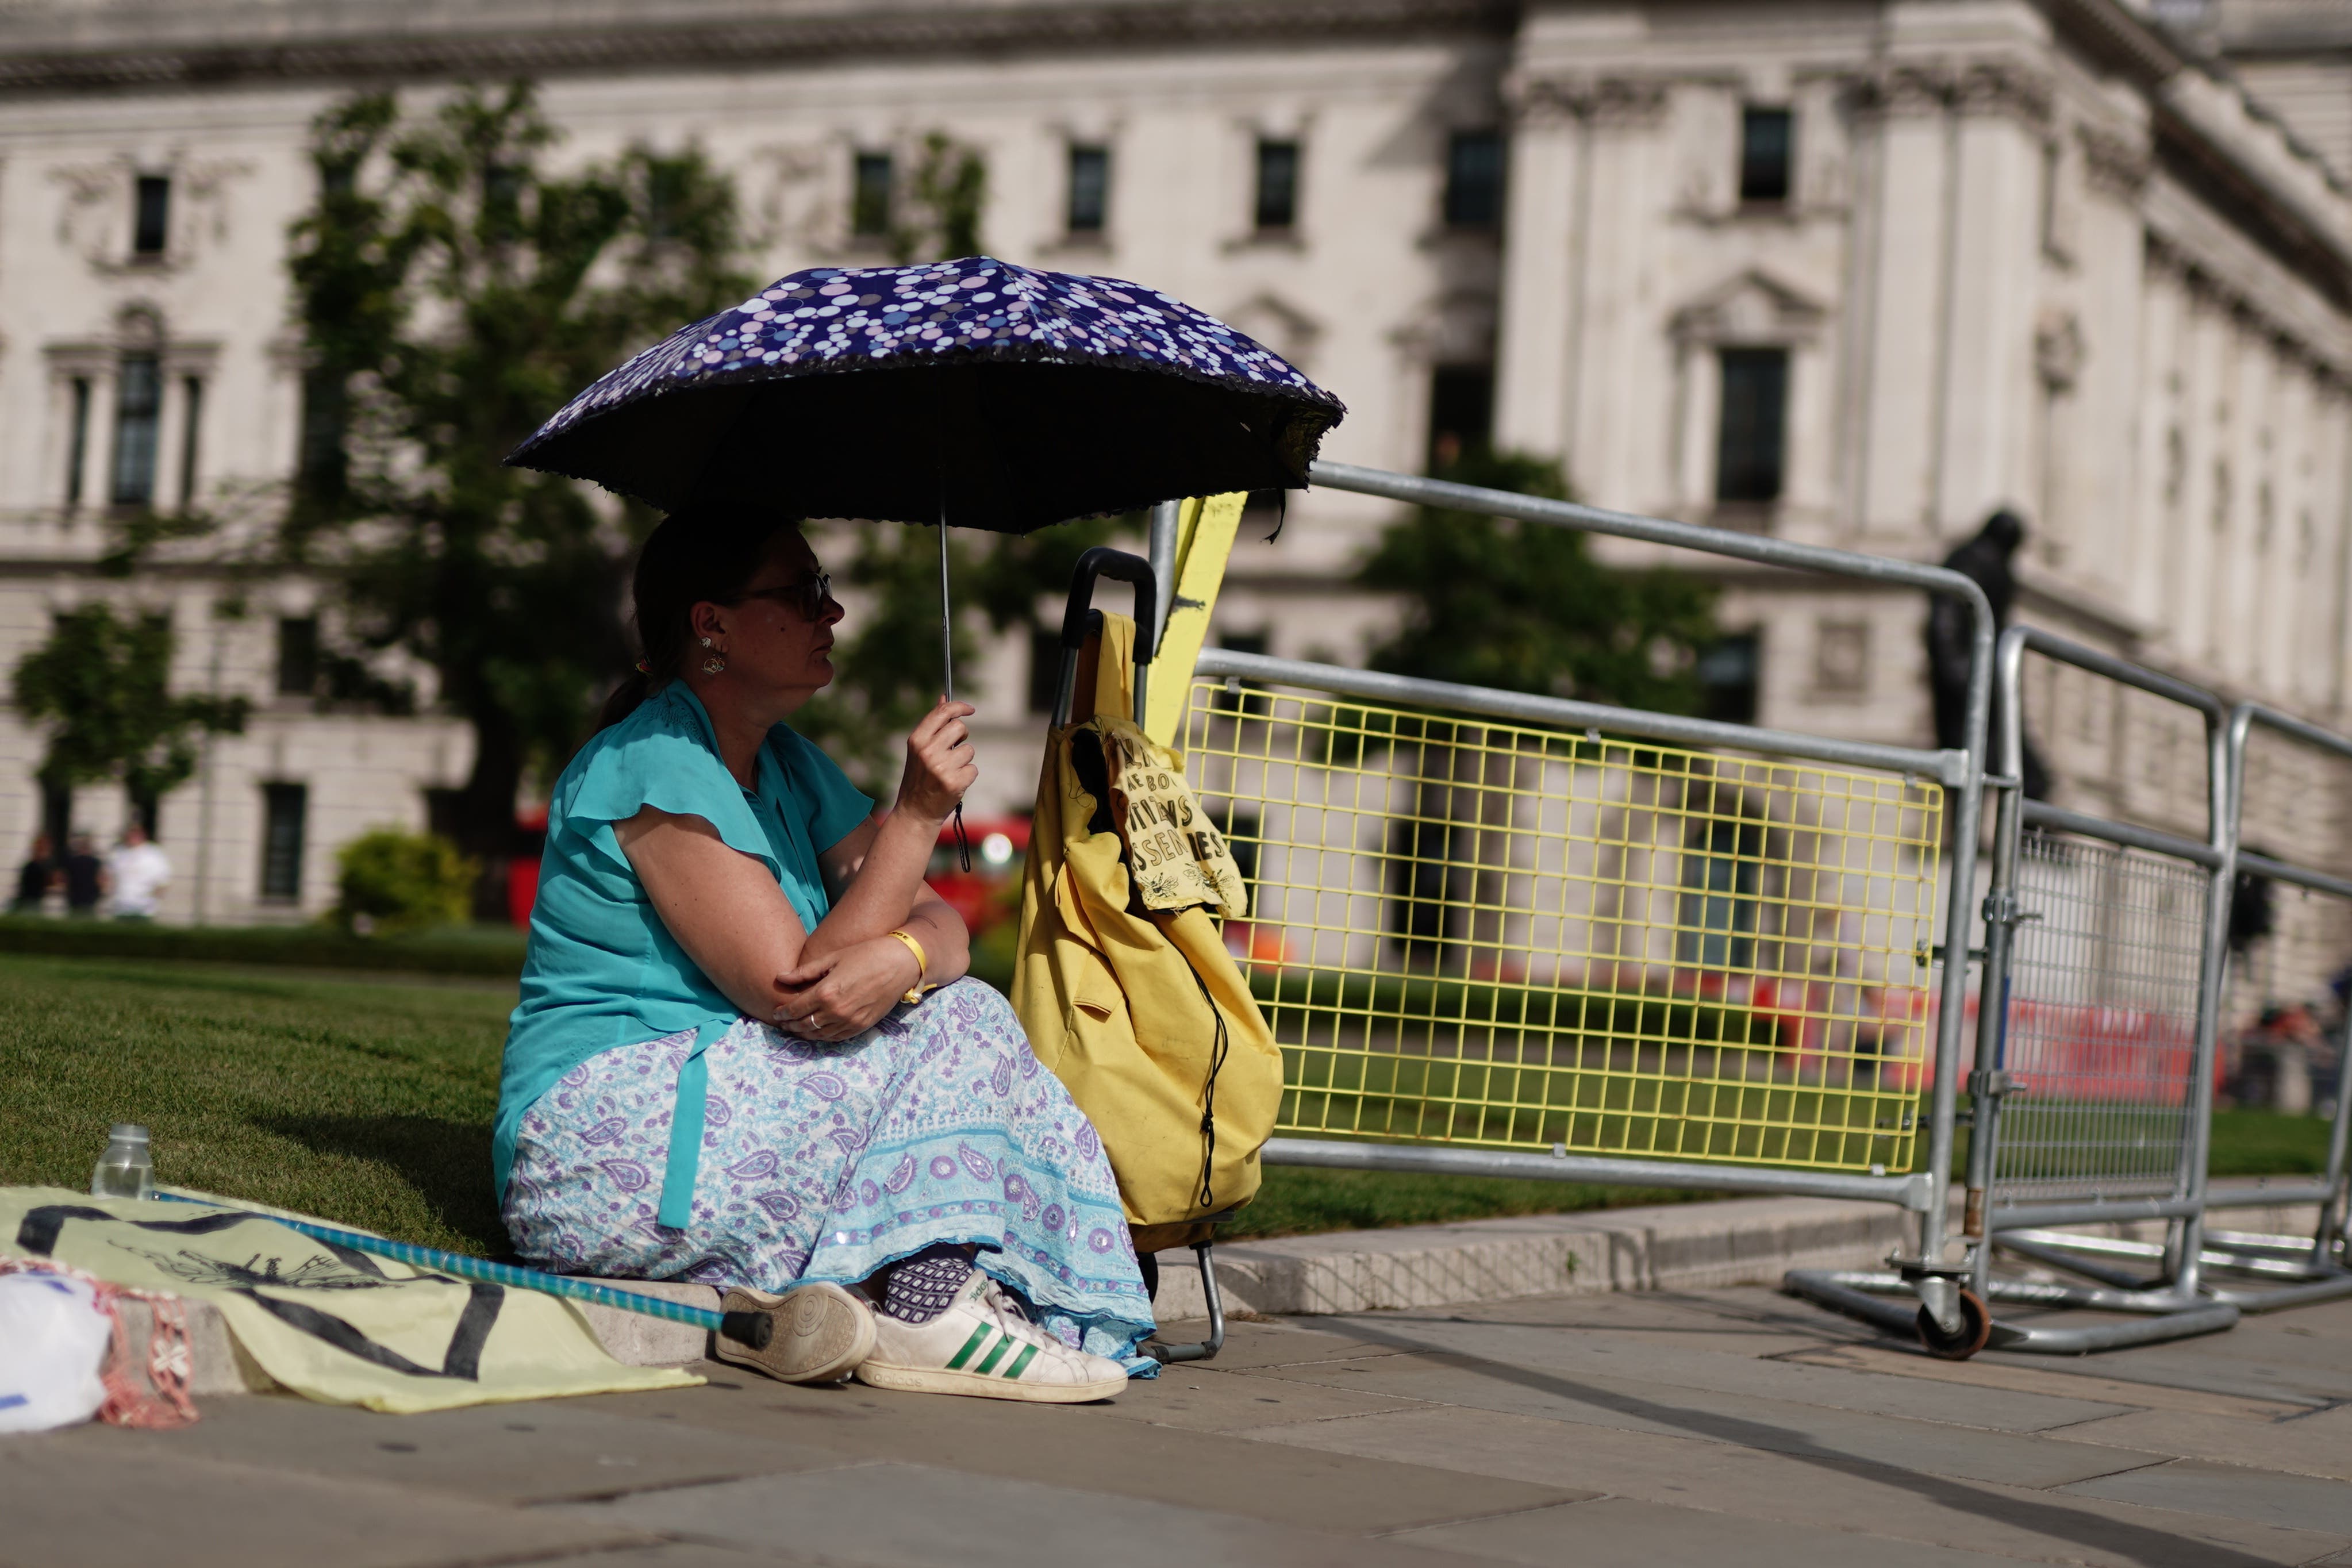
[508,253,1345,862]
[506,255,1346,532]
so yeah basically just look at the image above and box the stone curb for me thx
[121,1182,2332,1390]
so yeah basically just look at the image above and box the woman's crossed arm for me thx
[619,698,977,1041]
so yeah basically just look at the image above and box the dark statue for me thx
[1926,509,2051,800]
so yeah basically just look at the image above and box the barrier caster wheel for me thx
[1916,1288,1992,1361]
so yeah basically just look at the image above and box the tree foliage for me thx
[284,82,753,867]
[889,132,987,265]
[12,604,249,814]
[1358,451,1718,714]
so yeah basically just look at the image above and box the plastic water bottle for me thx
[89,1124,153,1200]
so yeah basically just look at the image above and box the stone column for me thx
[1932,64,2051,532]
[1493,82,1585,464]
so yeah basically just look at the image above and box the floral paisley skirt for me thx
[502,978,1154,1366]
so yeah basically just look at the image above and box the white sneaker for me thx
[854,1272,1129,1403]
[713,1280,876,1385]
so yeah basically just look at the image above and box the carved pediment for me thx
[1669,268,1826,345]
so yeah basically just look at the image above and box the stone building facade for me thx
[0,0,2347,951]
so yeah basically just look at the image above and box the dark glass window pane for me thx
[1255,139,1299,230]
[260,783,307,902]
[1028,625,1063,716]
[133,175,170,255]
[276,617,320,697]
[110,356,160,506]
[852,151,893,237]
[65,378,90,508]
[1696,632,1760,726]
[298,367,347,501]
[1715,348,1788,504]
[1443,130,1504,227]
[1677,817,1762,969]
[1426,364,1494,470]
[1067,145,1109,233]
[1740,107,1793,204]
[178,376,203,509]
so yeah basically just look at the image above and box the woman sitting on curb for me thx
[495,508,1151,1401]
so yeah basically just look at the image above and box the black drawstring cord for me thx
[1184,958,1229,1212]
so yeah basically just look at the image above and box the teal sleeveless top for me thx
[496,682,873,1225]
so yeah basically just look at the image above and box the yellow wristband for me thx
[886,928,929,1005]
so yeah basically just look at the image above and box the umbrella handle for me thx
[1053,548,1159,728]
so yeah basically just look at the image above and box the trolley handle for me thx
[1060,547,1159,662]
[1052,547,1160,729]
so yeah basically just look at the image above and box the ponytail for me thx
[595,505,800,733]
[594,669,655,732]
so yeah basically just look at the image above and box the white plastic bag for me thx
[0,1272,111,1434]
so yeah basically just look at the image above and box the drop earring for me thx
[700,635,726,675]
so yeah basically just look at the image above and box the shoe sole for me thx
[712,1282,875,1384]
[852,1359,1126,1403]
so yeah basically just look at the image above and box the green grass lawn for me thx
[1,952,2336,1258]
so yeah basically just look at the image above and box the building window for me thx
[1697,633,1760,726]
[259,783,307,902]
[1715,347,1788,504]
[178,376,203,509]
[298,367,347,502]
[110,355,161,507]
[133,174,170,256]
[64,378,91,509]
[1443,130,1504,228]
[1067,144,1109,235]
[1027,625,1064,716]
[1813,618,1870,697]
[1739,107,1793,205]
[1426,364,1494,470]
[1678,816,1762,970]
[276,617,321,697]
[851,151,893,238]
[1254,139,1300,231]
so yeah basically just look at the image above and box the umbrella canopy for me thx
[505,255,1344,531]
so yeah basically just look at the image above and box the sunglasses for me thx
[732,570,836,621]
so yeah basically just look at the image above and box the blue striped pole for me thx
[152,1191,767,1346]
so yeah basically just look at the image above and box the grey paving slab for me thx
[1096,1364,1428,1433]
[0,1440,644,1568]
[1398,1496,2050,1567]
[2061,1456,2352,1536]
[1310,1312,2139,1431]
[577,1367,1584,1534]
[1248,1404,2350,1567]
[548,1461,1507,1568]
[1977,1336,2352,1406]
[530,1547,814,1567]
[1256,1351,2169,1488]
[1162,1316,1427,1370]
[40,1383,852,1504]
[1778,1340,2313,1420]
[2044,1404,2352,1481]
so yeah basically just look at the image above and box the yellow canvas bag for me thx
[1011,615,1282,1252]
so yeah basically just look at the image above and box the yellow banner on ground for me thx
[0,1188,698,1413]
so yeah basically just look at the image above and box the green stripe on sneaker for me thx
[1001,1344,1040,1380]
[974,1332,1018,1375]
[944,1325,994,1371]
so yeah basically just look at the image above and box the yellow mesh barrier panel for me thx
[1179,678,1944,1173]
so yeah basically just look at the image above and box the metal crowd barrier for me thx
[1790,628,2245,1350]
[1148,461,1999,1355]
[2183,704,2352,1306]
[1131,467,2352,1358]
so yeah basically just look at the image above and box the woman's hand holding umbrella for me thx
[777,697,975,1042]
